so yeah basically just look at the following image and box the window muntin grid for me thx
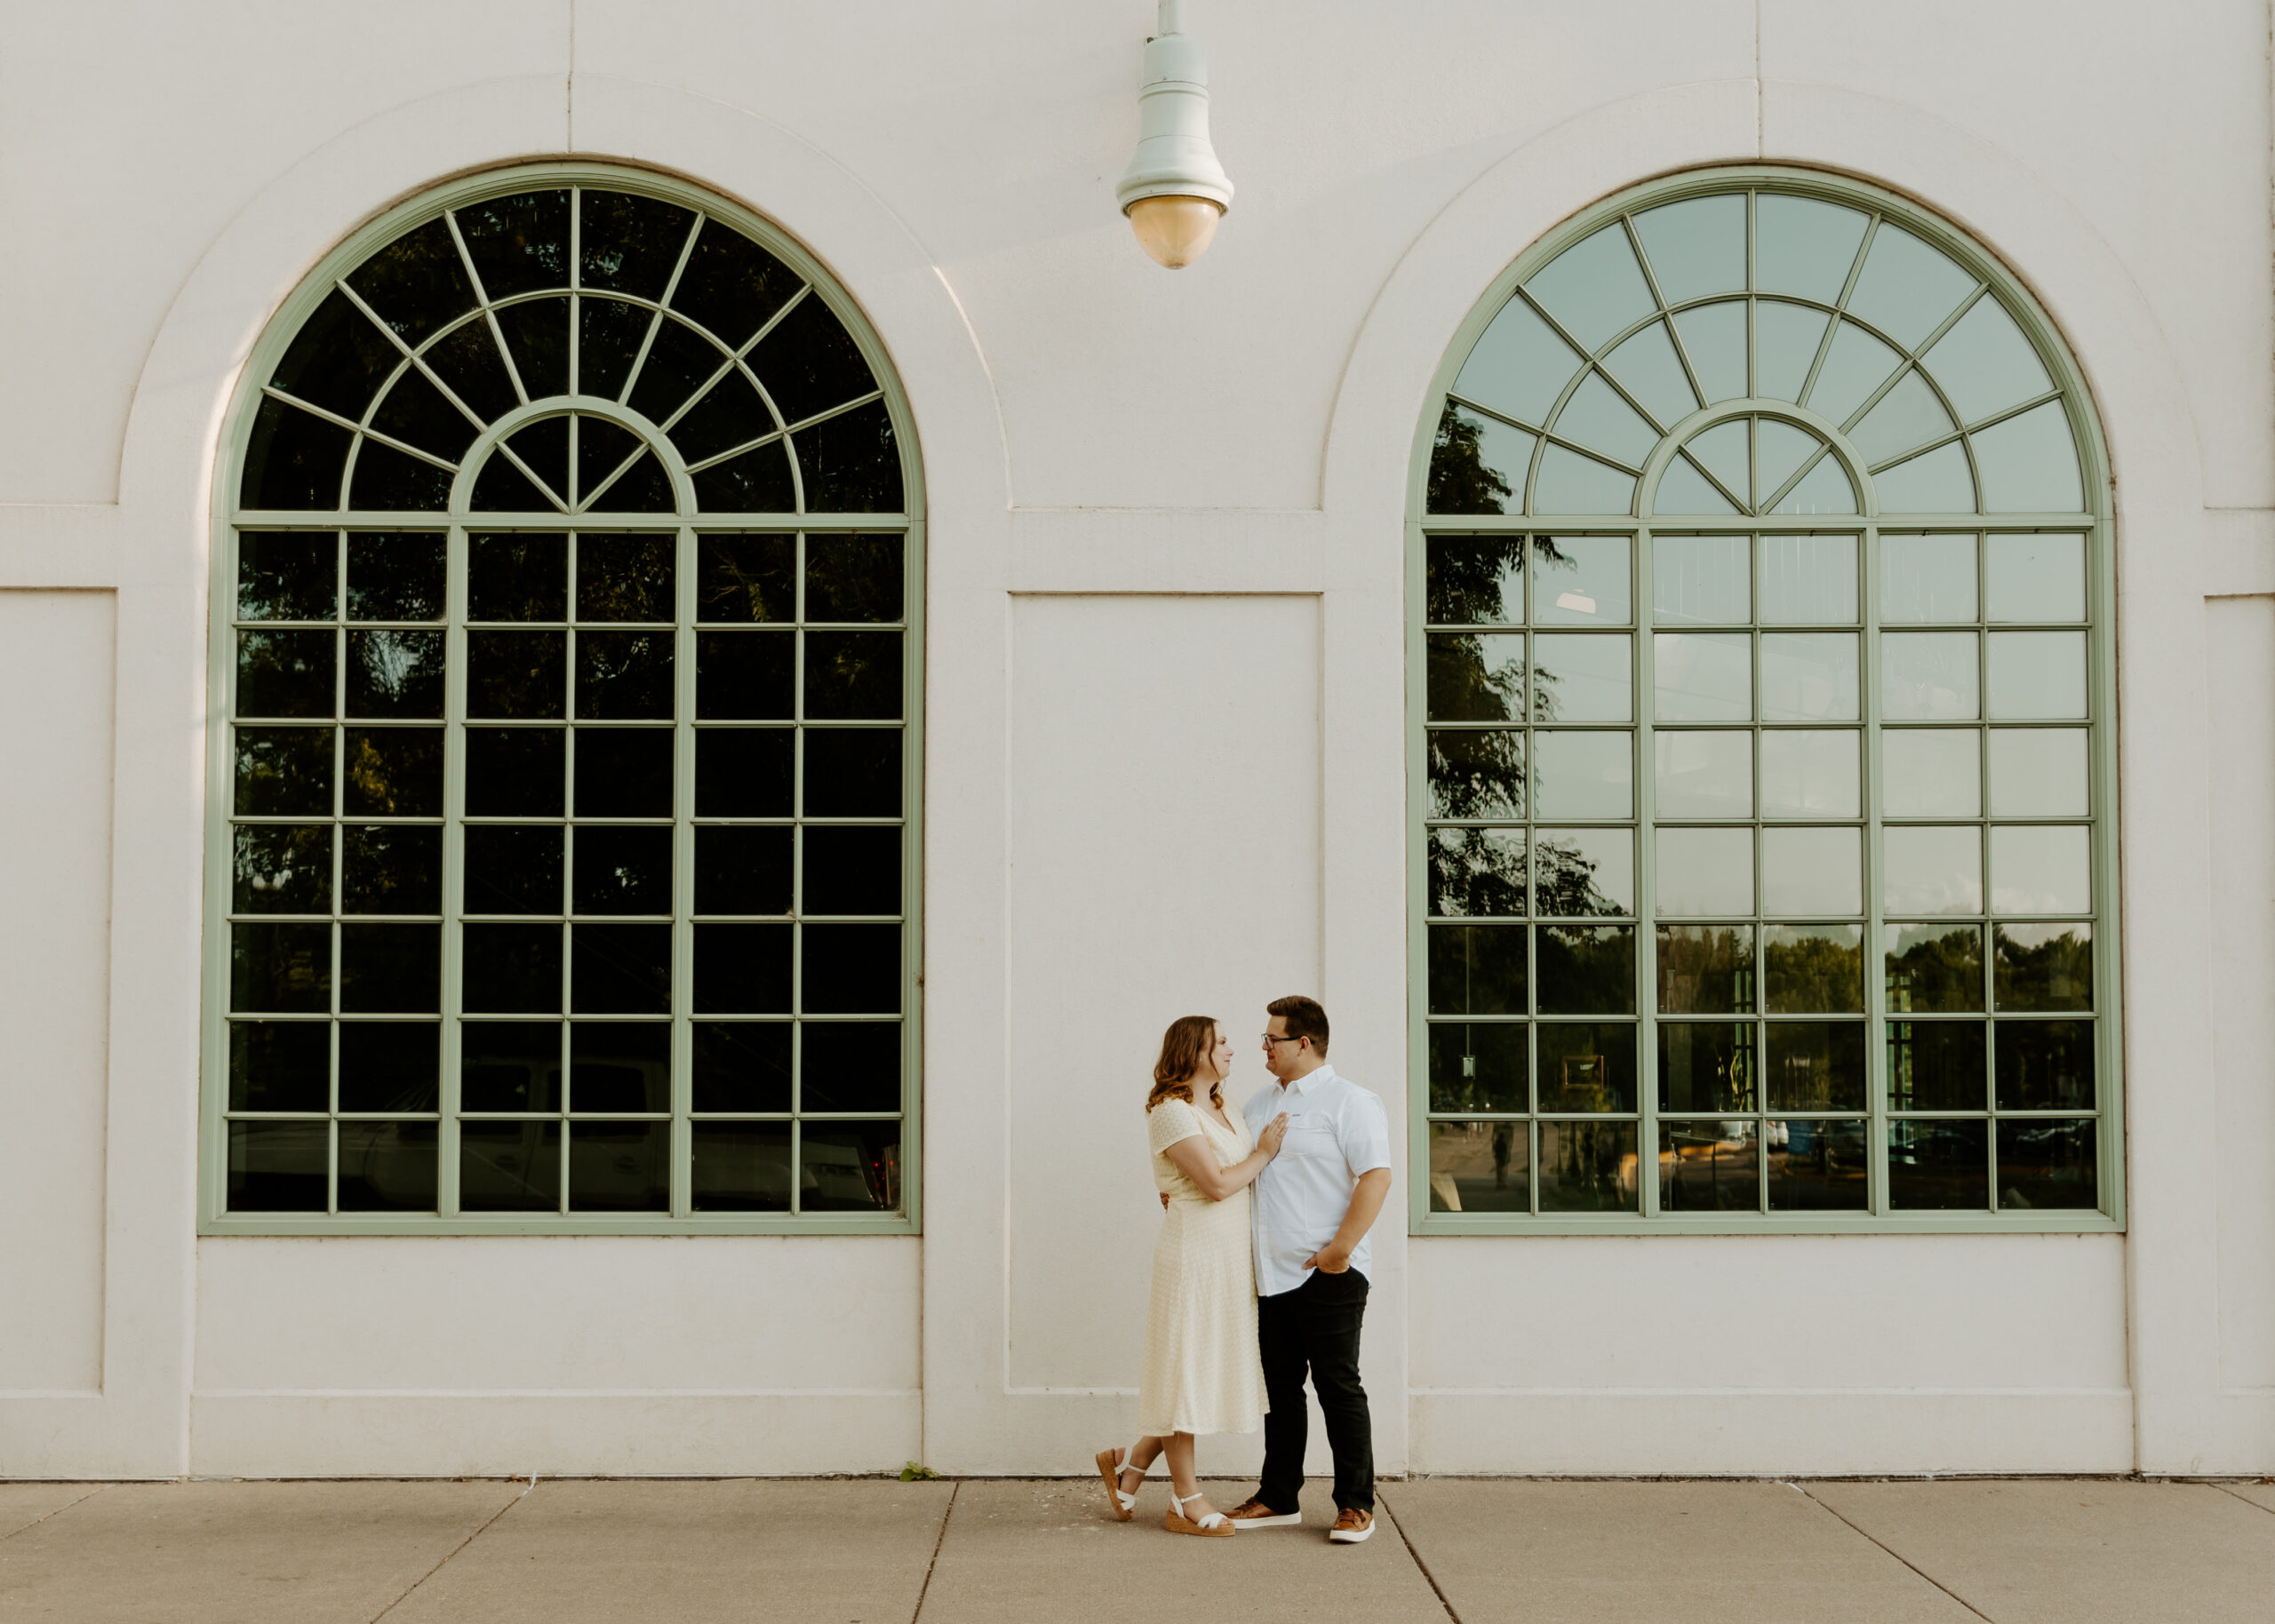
[1412,171,2115,1232]
[207,168,920,1234]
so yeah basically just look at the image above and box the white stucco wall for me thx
[2,0,2272,1477]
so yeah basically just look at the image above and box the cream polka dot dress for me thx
[1138,1094,1268,1437]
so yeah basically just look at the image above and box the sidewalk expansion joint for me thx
[908,1479,959,1623]
[364,1477,531,1624]
[1790,1482,1997,1623]
[0,1485,108,1543]
[2206,1480,2275,1518]
[1376,1493,1464,1623]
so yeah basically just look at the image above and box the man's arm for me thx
[1302,1168,1391,1274]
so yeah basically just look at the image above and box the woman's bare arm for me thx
[1161,1112,1288,1201]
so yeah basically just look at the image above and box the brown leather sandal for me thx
[1094,1446,1142,1522]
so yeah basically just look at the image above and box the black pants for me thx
[1256,1267,1372,1514]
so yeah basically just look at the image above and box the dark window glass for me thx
[270,289,401,420]
[1426,1022,1526,1114]
[497,297,571,399]
[1882,1019,1984,1111]
[695,825,793,916]
[1657,1021,1753,1113]
[237,629,336,719]
[1658,1120,1759,1212]
[1994,1020,2095,1110]
[228,1021,331,1111]
[747,290,874,424]
[423,320,519,424]
[235,728,334,816]
[1993,924,2092,1012]
[1885,925,1984,1012]
[1426,729,1525,819]
[668,219,801,350]
[575,728,674,817]
[571,922,671,1014]
[1537,1121,1636,1212]
[1890,1119,1990,1210]
[578,297,653,402]
[1428,633,1527,721]
[1427,404,1520,516]
[337,1022,441,1112]
[572,826,674,916]
[802,923,901,1015]
[587,450,675,513]
[337,1121,439,1212]
[578,534,675,623]
[238,532,337,620]
[697,728,794,816]
[465,728,564,817]
[339,923,441,1013]
[1997,1118,2096,1210]
[579,191,697,299]
[1427,537,1528,625]
[348,442,453,512]
[1428,828,1528,919]
[696,631,794,719]
[575,414,647,501]
[569,1023,671,1112]
[800,1022,901,1112]
[1428,1121,1529,1213]
[670,369,771,464]
[233,824,332,915]
[628,319,729,426]
[692,1022,792,1112]
[693,923,793,1015]
[463,826,563,915]
[457,189,571,298]
[505,417,571,503]
[467,630,566,719]
[802,826,900,916]
[1656,925,1754,1014]
[694,441,798,513]
[569,1119,671,1211]
[1763,924,1864,1013]
[804,535,902,623]
[1766,1118,1868,1210]
[469,534,568,621]
[1534,924,1634,1014]
[347,218,476,346]
[1537,1023,1636,1112]
[1764,1022,1866,1111]
[347,533,446,621]
[473,447,554,513]
[691,1122,794,1210]
[459,1120,562,1211]
[576,630,674,719]
[347,629,445,718]
[792,400,903,513]
[228,1120,330,1212]
[369,370,480,465]
[231,922,331,1013]
[460,1022,561,1111]
[697,536,795,623]
[461,923,562,1013]
[1428,923,1528,1015]
[341,825,442,914]
[800,1121,901,1211]
[343,727,443,816]
[802,728,899,816]
[242,398,352,511]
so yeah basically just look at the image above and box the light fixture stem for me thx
[1156,0,1185,37]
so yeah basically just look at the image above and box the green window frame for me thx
[1409,167,2120,1234]
[202,164,923,1235]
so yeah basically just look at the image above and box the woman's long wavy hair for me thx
[1146,1015,1224,1113]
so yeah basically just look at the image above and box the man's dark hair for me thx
[1266,995,1329,1057]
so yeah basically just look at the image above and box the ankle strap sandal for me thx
[1093,1446,1145,1520]
[1166,1487,1234,1537]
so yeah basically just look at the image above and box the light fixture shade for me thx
[1115,15,1233,221]
[1126,195,1222,269]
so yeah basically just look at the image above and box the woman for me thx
[1095,1015,1288,1535]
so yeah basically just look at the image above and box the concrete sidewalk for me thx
[4,1476,2272,1623]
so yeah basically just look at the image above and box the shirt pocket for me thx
[1282,1116,1339,1161]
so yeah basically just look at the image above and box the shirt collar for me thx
[1283,1063,1337,1097]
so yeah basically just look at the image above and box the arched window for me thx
[205,166,921,1233]
[1412,170,2117,1230]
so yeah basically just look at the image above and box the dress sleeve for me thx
[1147,1097,1202,1157]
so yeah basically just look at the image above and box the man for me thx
[1227,995,1393,1544]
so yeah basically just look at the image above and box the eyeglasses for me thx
[1260,1033,1306,1047]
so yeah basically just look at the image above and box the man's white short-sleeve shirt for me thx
[1241,1063,1393,1297]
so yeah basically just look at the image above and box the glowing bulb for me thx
[1127,195,1224,270]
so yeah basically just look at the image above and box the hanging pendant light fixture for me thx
[1115,0,1233,269]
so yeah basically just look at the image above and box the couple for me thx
[1095,996,1393,1541]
